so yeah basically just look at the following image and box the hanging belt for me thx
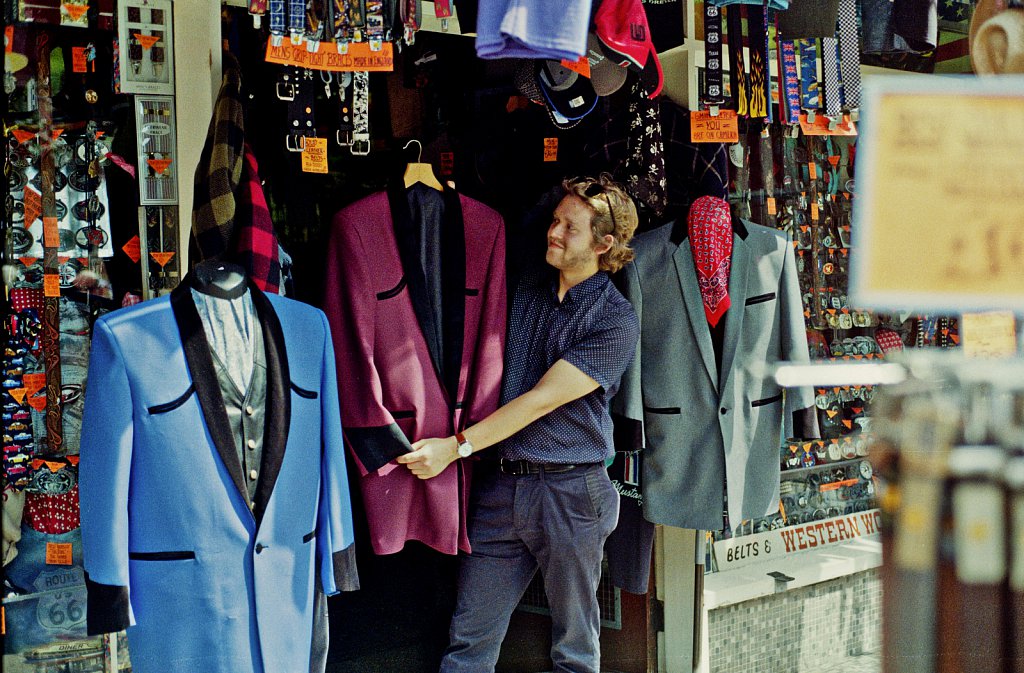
[336,72,355,146]
[726,5,747,116]
[836,0,860,115]
[779,38,801,126]
[820,35,842,121]
[269,0,286,45]
[249,0,268,28]
[366,0,385,51]
[798,39,820,121]
[349,0,366,42]
[330,0,350,52]
[285,67,317,152]
[401,0,420,44]
[703,2,725,107]
[305,0,329,51]
[289,0,306,44]
[746,0,771,121]
[350,71,370,155]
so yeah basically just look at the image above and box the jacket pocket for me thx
[745,292,776,306]
[751,393,783,408]
[302,530,316,544]
[376,277,408,301]
[390,410,415,420]
[147,385,196,415]
[644,406,681,415]
[291,383,318,399]
[129,551,196,561]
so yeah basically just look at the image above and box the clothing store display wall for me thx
[324,183,506,556]
[78,269,358,673]
[613,204,818,531]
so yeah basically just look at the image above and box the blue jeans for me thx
[440,463,619,673]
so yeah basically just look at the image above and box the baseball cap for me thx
[585,32,628,96]
[536,60,599,121]
[594,0,664,98]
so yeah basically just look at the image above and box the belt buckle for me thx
[350,133,370,156]
[285,133,307,152]
[276,82,296,101]
[336,130,353,147]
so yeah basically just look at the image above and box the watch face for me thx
[859,460,873,480]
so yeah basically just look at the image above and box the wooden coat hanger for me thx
[402,139,443,191]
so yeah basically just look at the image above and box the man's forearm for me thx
[461,388,557,454]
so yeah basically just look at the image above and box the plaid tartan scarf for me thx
[191,54,246,263]
[235,144,281,294]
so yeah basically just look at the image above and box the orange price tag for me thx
[62,3,88,21]
[44,274,61,297]
[44,460,64,472]
[133,33,161,50]
[808,162,818,180]
[18,257,37,267]
[27,393,47,411]
[46,542,73,565]
[766,197,777,215]
[23,186,41,226]
[5,25,12,53]
[150,252,176,267]
[828,155,841,167]
[560,54,591,79]
[690,109,740,143]
[122,235,142,263]
[7,388,27,405]
[67,455,80,466]
[543,138,558,162]
[43,217,59,248]
[810,202,820,221]
[22,373,45,396]
[300,137,328,174]
[72,46,89,73]
[147,158,173,175]
[12,129,35,144]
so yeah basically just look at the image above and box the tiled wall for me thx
[707,569,881,673]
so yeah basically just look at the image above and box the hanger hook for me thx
[402,139,423,162]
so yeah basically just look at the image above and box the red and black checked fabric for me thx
[191,54,246,263]
[235,144,281,294]
[687,195,733,327]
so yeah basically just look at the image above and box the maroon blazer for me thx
[324,184,506,555]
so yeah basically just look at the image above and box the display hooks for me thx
[402,138,423,161]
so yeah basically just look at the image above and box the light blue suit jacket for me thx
[79,277,358,673]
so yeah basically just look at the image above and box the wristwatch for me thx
[455,432,474,458]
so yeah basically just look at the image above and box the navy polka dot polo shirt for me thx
[499,268,639,464]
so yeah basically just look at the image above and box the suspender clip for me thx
[849,109,860,123]
[369,36,383,51]
[350,132,370,156]
[805,109,816,124]
[827,116,839,131]
[306,39,321,53]
[440,17,449,32]
[336,39,350,54]
[251,13,262,29]
[289,31,304,46]
[270,33,284,47]
[708,105,720,117]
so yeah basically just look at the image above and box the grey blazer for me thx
[613,218,818,531]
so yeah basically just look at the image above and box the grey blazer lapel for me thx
[719,231,752,391]
[672,242,719,393]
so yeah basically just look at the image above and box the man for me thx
[397,175,640,673]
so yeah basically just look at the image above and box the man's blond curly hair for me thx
[561,174,639,273]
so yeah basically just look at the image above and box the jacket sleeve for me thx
[778,239,820,440]
[323,208,413,474]
[316,311,359,595]
[463,214,506,425]
[79,318,135,634]
[610,261,645,452]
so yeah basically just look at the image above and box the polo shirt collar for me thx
[547,270,609,305]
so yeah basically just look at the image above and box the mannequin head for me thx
[554,174,639,274]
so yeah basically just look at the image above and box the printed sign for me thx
[690,109,739,143]
[543,138,558,162]
[713,509,882,571]
[960,311,1017,358]
[46,543,74,566]
[265,39,394,72]
[301,137,329,173]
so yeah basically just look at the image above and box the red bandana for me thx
[687,196,733,327]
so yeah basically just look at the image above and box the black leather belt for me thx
[498,459,587,476]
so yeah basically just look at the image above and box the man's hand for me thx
[396,436,459,479]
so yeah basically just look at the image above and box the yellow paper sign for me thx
[43,217,59,248]
[150,252,176,267]
[133,33,161,50]
[46,542,73,565]
[301,137,329,174]
[543,138,558,162]
[44,274,61,297]
[265,40,394,72]
[690,110,739,143]
[961,312,1017,358]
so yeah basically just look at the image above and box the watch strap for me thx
[455,432,467,445]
